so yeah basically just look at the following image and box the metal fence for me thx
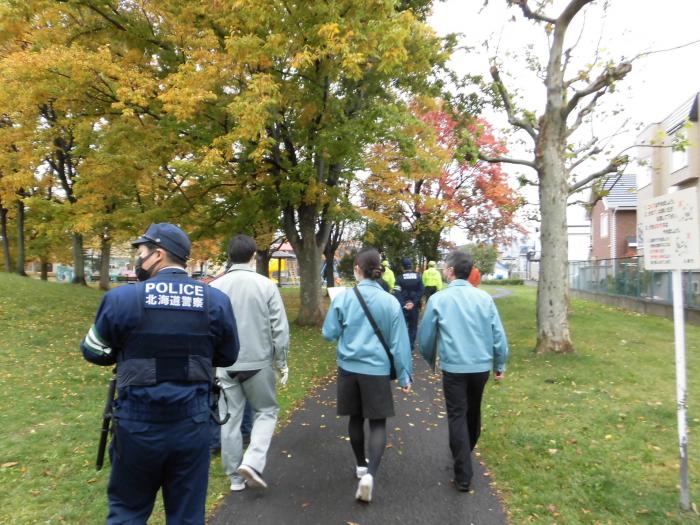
[568,256,700,310]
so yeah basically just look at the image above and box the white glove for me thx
[276,365,289,386]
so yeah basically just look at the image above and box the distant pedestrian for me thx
[322,247,412,503]
[417,250,508,492]
[422,260,444,301]
[377,265,391,292]
[212,234,290,492]
[395,257,424,350]
[381,260,395,291]
[468,266,481,287]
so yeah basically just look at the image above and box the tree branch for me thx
[557,0,594,28]
[566,61,631,115]
[568,155,628,194]
[489,65,537,141]
[479,152,536,169]
[511,0,556,24]
[566,89,604,136]
[567,145,601,172]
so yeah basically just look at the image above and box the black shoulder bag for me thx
[353,287,397,380]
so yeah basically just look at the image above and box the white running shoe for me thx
[230,479,246,491]
[237,464,268,489]
[355,473,373,502]
[356,465,368,479]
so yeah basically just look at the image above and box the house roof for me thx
[600,173,637,210]
[663,93,697,133]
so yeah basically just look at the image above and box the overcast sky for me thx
[429,0,700,243]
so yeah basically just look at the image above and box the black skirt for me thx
[336,368,395,419]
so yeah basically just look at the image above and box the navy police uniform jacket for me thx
[81,268,239,421]
[396,270,425,308]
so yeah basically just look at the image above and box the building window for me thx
[637,163,653,189]
[600,213,609,238]
[671,129,689,173]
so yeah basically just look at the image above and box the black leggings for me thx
[348,416,386,476]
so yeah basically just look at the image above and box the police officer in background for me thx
[395,257,424,350]
[81,223,239,525]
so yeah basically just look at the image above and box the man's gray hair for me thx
[445,250,473,280]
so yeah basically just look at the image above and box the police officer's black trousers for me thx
[404,307,419,350]
[107,415,210,525]
[441,371,490,486]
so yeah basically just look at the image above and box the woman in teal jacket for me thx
[322,247,412,503]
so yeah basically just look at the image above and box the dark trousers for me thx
[424,286,437,301]
[404,307,419,349]
[108,415,210,525]
[441,370,490,485]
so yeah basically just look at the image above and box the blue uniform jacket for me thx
[418,279,508,374]
[396,270,424,307]
[81,268,239,420]
[322,280,412,387]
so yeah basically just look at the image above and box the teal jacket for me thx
[322,280,412,387]
[418,279,508,374]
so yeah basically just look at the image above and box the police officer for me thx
[395,257,424,350]
[81,223,239,525]
[422,260,444,301]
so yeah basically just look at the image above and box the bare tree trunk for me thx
[535,163,573,353]
[99,234,111,291]
[16,200,26,276]
[256,249,271,277]
[324,220,347,288]
[71,233,86,285]
[296,241,324,325]
[323,251,336,288]
[285,206,327,326]
[534,48,574,353]
[40,257,48,281]
[0,204,12,272]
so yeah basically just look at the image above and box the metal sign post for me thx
[671,269,690,510]
[640,187,698,512]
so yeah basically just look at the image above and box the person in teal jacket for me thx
[417,250,508,493]
[322,247,412,504]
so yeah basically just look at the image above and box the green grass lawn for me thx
[1,275,699,524]
[480,284,700,524]
[0,275,335,524]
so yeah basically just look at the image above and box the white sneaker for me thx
[355,473,373,502]
[356,465,368,479]
[230,479,246,492]
[237,464,268,489]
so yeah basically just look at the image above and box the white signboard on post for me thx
[640,187,700,271]
[639,186,699,511]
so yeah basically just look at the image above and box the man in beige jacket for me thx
[212,234,290,491]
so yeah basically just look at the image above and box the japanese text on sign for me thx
[640,187,700,270]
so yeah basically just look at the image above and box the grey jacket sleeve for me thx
[269,285,290,368]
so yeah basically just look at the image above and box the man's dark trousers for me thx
[441,370,490,486]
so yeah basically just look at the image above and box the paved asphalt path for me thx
[209,288,512,525]
[208,360,509,525]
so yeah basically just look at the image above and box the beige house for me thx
[636,92,700,231]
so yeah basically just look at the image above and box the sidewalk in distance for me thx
[208,356,508,525]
